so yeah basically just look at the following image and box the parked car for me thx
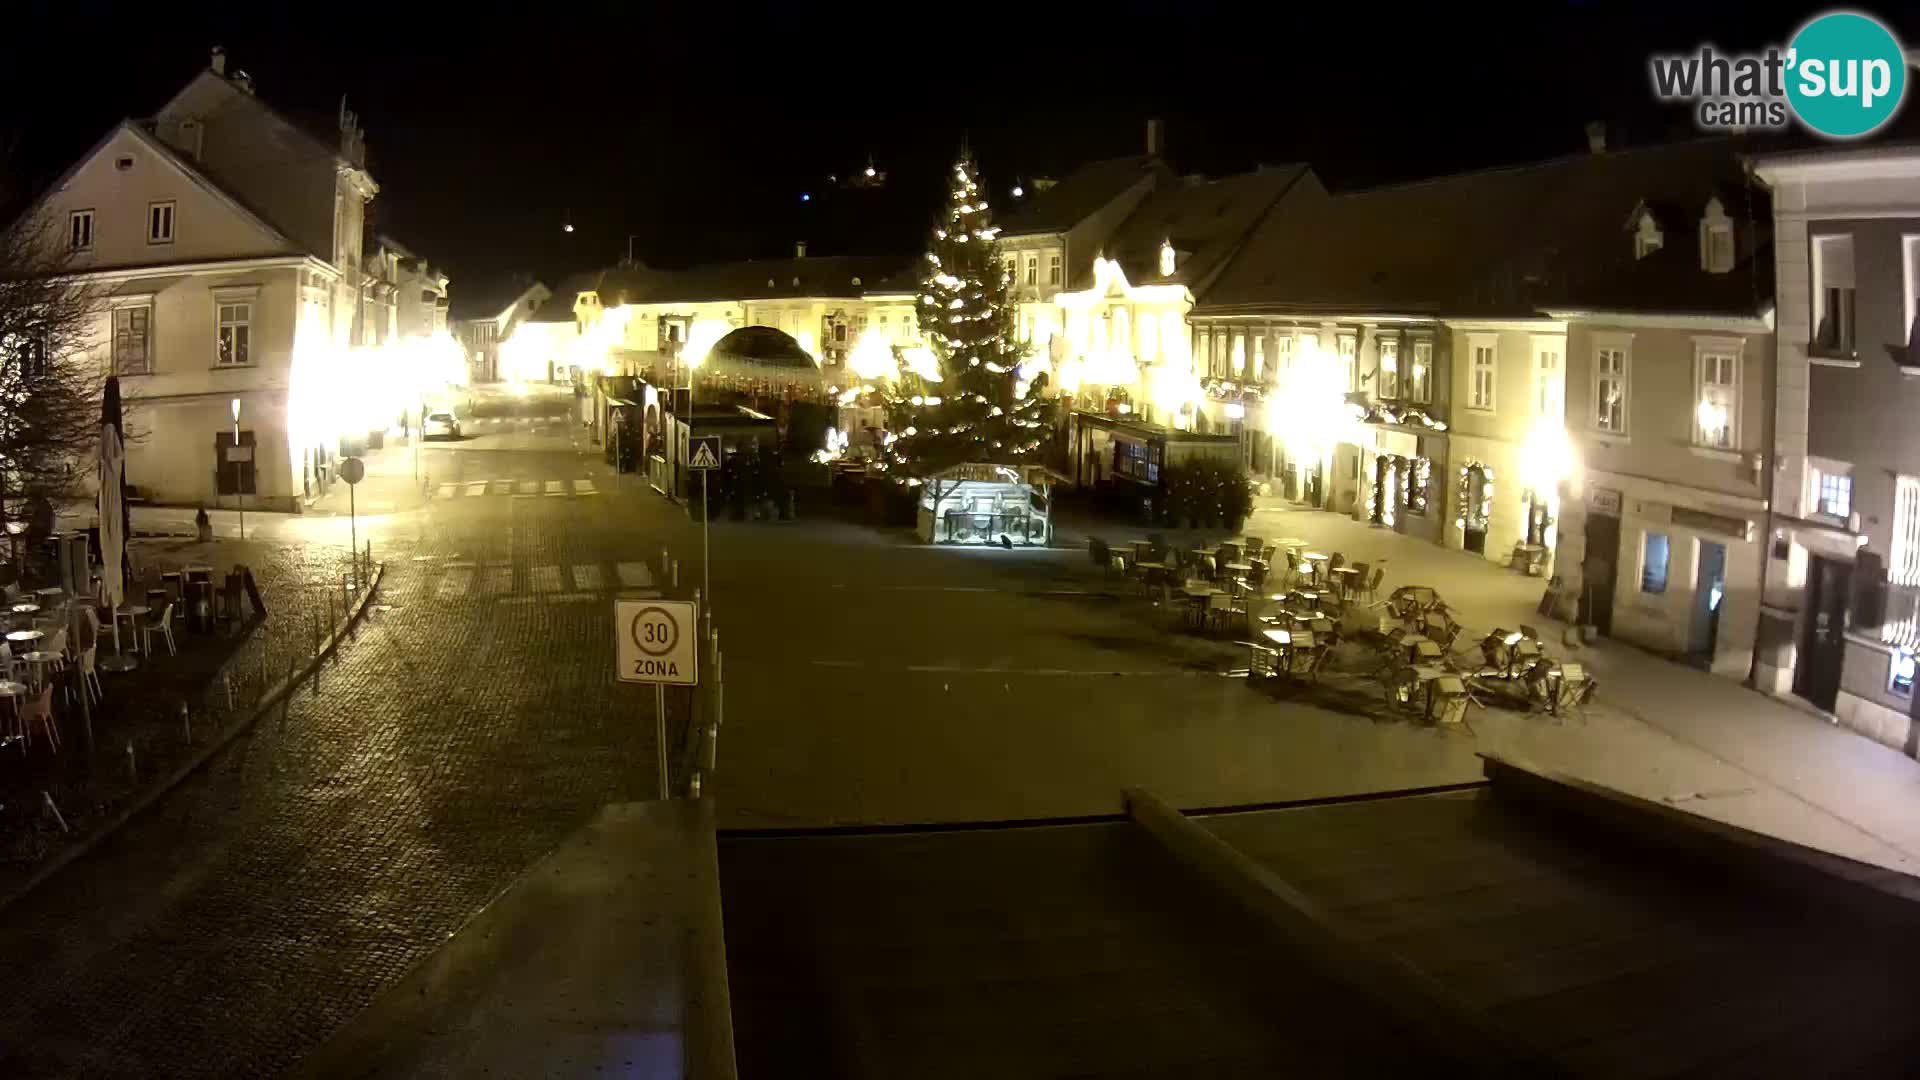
[423,411,462,439]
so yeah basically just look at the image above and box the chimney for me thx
[210,46,226,77]
[795,241,807,259]
[1146,117,1164,157]
[1585,121,1607,154]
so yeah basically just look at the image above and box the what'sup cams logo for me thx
[1650,10,1910,138]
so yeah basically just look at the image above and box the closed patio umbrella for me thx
[97,377,132,671]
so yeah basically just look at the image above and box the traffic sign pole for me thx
[656,683,668,798]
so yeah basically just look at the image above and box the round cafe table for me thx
[33,587,64,603]
[0,679,26,738]
[20,651,59,686]
[6,629,43,646]
[10,603,38,616]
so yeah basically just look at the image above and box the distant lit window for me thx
[112,304,151,375]
[1376,336,1399,398]
[1893,650,1916,696]
[1817,470,1852,519]
[1693,345,1739,449]
[148,201,175,244]
[1813,234,1855,355]
[216,302,251,366]
[1337,332,1357,392]
[1025,256,1037,286]
[1407,339,1431,403]
[1641,532,1670,594]
[69,209,94,251]
[1469,337,1496,410]
[1048,253,1062,286]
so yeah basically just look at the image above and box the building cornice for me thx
[1543,309,1773,333]
[61,254,333,283]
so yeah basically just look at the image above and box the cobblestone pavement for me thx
[0,441,673,1078]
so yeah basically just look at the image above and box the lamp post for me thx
[230,397,244,540]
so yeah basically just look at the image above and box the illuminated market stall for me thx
[916,462,1053,546]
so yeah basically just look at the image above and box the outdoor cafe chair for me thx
[76,644,102,705]
[143,603,178,657]
[18,684,56,753]
[1358,567,1385,607]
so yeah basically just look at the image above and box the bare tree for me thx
[0,212,103,537]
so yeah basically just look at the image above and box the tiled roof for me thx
[995,155,1169,236]
[1083,166,1316,300]
[1198,139,1773,319]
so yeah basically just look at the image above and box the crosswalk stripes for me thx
[408,557,670,604]
[432,477,601,500]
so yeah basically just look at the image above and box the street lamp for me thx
[231,397,244,541]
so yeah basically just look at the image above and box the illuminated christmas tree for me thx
[884,152,1052,480]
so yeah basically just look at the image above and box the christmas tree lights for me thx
[883,152,1054,478]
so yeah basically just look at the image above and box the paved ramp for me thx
[718,820,1429,1078]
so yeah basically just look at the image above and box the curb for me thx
[0,562,386,915]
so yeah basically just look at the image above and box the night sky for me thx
[4,2,1915,307]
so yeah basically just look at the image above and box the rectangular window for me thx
[1812,234,1855,354]
[1641,532,1670,594]
[147,200,175,244]
[1693,345,1739,448]
[1274,333,1294,377]
[1376,336,1399,398]
[111,305,151,375]
[1468,336,1496,410]
[68,209,94,251]
[1003,258,1015,284]
[217,302,252,366]
[1194,329,1210,373]
[1894,476,1920,587]
[1230,331,1246,375]
[1594,344,1628,433]
[1905,235,1920,351]
[1137,312,1156,361]
[1251,334,1265,381]
[1025,256,1038,286]
[1407,340,1431,403]
[1817,470,1852,519]
[1336,332,1356,392]
[1048,253,1062,286]
[1534,342,1562,418]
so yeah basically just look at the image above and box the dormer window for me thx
[1632,210,1664,260]
[1158,239,1176,278]
[1699,196,1735,273]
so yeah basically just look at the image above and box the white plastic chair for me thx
[18,684,56,752]
[144,602,177,656]
[77,644,102,704]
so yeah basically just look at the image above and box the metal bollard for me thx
[180,700,191,741]
[672,559,679,589]
[41,791,68,833]
[125,740,137,782]
[224,672,234,711]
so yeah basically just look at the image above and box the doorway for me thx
[1795,555,1852,712]
[1689,539,1727,664]
[1581,511,1620,634]
[1462,463,1490,554]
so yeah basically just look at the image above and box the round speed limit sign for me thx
[615,598,696,684]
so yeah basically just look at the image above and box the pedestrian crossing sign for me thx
[688,436,721,470]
